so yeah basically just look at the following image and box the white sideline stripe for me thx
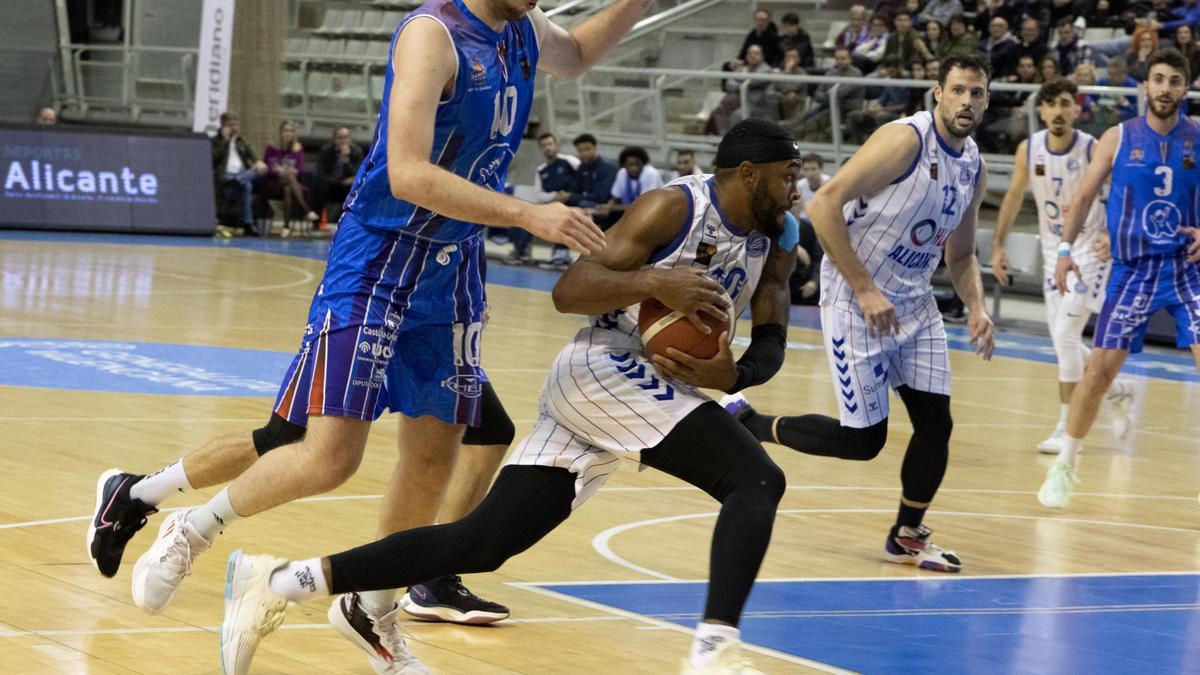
[0,616,630,639]
[515,569,1200,585]
[511,583,855,674]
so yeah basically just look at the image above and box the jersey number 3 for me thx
[1154,166,1173,197]
[490,86,518,139]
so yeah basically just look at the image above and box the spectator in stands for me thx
[507,132,579,267]
[1017,0,1053,35]
[564,133,618,211]
[775,46,809,123]
[1014,53,1044,83]
[797,47,865,139]
[35,107,56,125]
[1070,62,1102,134]
[1016,17,1048,66]
[848,56,909,141]
[975,0,1016,35]
[941,14,980,55]
[836,5,871,51]
[983,56,1040,150]
[735,8,782,68]
[663,149,704,182]
[1096,54,1140,122]
[1173,25,1200,88]
[1128,26,1159,80]
[874,0,908,23]
[853,15,891,73]
[920,0,965,30]
[925,57,942,78]
[885,12,934,67]
[211,111,267,234]
[1048,0,1076,27]
[778,12,816,69]
[1053,17,1096,72]
[790,153,829,305]
[311,126,363,222]
[1040,54,1061,81]
[1162,0,1200,34]
[923,20,947,54]
[984,17,1021,79]
[257,119,317,237]
[903,0,923,26]
[595,146,662,226]
[708,44,778,134]
[1076,0,1125,28]
[904,60,930,114]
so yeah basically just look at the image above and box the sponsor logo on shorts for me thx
[442,373,484,398]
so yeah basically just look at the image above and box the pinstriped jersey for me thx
[591,174,772,345]
[1107,115,1200,262]
[343,0,540,241]
[820,111,982,307]
[1027,129,1105,268]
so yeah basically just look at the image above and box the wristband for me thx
[1056,241,1073,258]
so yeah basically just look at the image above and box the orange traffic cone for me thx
[318,208,328,231]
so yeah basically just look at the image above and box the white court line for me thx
[510,583,855,674]
[518,569,1200,585]
[4,486,1198,531]
[0,615,629,640]
[591,508,1200,581]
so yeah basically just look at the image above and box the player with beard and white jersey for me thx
[993,79,1135,457]
[719,54,996,574]
[219,119,803,675]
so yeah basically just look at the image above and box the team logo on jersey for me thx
[472,59,487,86]
[441,373,484,398]
[957,170,972,186]
[1130,147,1144,163]
[1142,200,1183,240]
[909,219,938,246]
[746,234,768,258]
[888,219,952,270]
[695,241,717,265]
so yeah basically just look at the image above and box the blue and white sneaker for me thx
[882,525,962,573]
[717,393,753,422]
[400,576,508,625]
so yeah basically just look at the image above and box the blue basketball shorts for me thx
[1092,255,1200,353]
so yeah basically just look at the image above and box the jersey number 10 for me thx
[491,86,518,139]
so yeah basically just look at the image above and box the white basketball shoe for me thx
[330,594,432,674]
[1105,379,1135,440]
[1038,460,1079,509]
[131,508,211,614]
[680,639,765,675]
[220,550,290,675]
[1036,427,1067,454]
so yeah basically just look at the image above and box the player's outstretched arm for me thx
[992,140,1030,285]
[1056,125,1118,291]
[945,162,995,360]
[384,19,604,254]
[532,0,653,80]
[808,123,920,336]
[552,188,730,327]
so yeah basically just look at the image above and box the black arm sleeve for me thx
[729,323,787,393]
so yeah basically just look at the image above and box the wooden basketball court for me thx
[0,233,1197,673]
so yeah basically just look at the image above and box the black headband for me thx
[713,134,801,169]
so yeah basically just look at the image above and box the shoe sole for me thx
[399,594,509,625]
[1036,444,1061,455]
[881,550,962,573]
[327,597,392,675]
[86,468,121,577]
[221,549,243,675]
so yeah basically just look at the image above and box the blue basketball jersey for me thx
[1107,115,1200,262]
[344,0,540,241]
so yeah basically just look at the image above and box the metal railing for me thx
[54,42,197,123]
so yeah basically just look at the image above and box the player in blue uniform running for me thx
[86,0,650,672]
[1038,48,1200,508]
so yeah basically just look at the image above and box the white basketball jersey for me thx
[590,173,771,345]
[1027,129,1104,268]
[821,111,982,307]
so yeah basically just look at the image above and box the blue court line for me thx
[1,231,1196,381]
[536,574,1200,674]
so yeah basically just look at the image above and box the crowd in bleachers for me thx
[706,0,1200,152]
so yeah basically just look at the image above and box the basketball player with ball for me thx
[722,53,996,573]
[218,119,800,675]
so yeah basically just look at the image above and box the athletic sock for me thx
[1056,403,1070,430]
[893,501,927,535]
[358,589,398,617]
[187,487,241,541]
[1057,435,1083,469]
[129,459,193,507]
[269,558,328,602]
[689,622,740,668]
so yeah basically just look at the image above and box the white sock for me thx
[1056,403,1070,430]
[358,589,398,617]
[268,558,328,602]
[186,487,241,541]
[129,459,193,507]
[689,623,740,668]
[1057,435,1084,469]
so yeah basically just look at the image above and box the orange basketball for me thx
[638,298,731,359]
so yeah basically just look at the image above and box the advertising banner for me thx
[193,0,236,136]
